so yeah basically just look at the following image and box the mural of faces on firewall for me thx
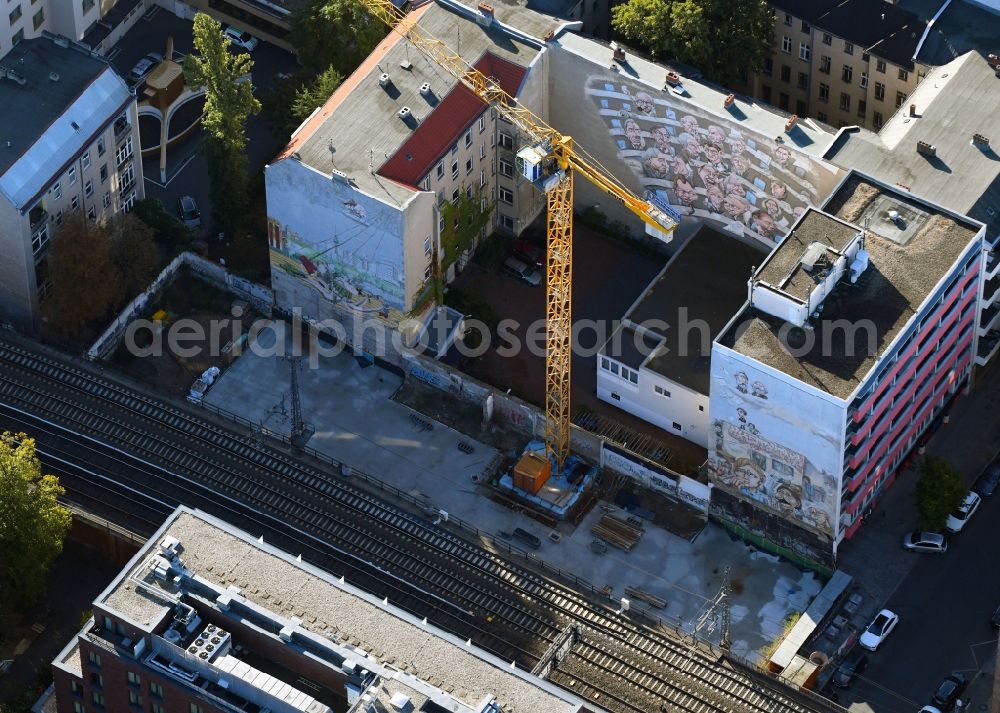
[587,79,842,246]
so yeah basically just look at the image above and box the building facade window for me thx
[103,191,111,208]
[499,214,514,230]
[84,178,93,197]
[464,130,472,147]
[874,81,885,101]
[781,36,791,53]
[31,224,49,254]
[797,71,808,89]
[872,111,884,129]
[780,64,790,82]
[435,162,443,179]
[860,71,868,89]
[898,68,908,81]
[801,20,810,33]
[97,137,106,157]
[9,5,22,25]
[115,136,133,167]
[762,57,773,75]
[499,159,514,178]
[87,205,96,221]
[82,151,91,170]
[895,90,907,108]
[32,8,43,30]
[818,83,829,102]
[799,43,810,61]
[129,691,142,707]
[479,143,485,159]
[51,181,61,199]
[819,55,830,74]
[122,191,136,213]
[498,132,513,150]
[876,59,886,73]
[190,705,203,713]
[73,703,84,713]
[783,12,791,26]
[71,195,79,211]
[465,158,472,174]
[857,99,867,117]
[844,41,853,55]
[12,28,23,44]
[498,186,513,204]
[92,692,105,707]
[152,706,165,713]
[478,115,485,133]
[149,682,163,698]
[842,65,853,83]
[778,92,789,110]
[817,111,828,122]
[83,0,95,11]
[821,32,832,45]
[654,385,671,398]
[839,92,851,111]
[68,166,77,185]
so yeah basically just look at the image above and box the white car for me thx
[858,609,898,651]
[223,26,259,51]
[945,490,981,533]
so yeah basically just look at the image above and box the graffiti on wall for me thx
[266,162,405,311]
[707,356,841,538]
[584,79,843,246]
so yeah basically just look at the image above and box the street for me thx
[835,363,1000,712]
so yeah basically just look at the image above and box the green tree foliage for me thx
[0,433,72,610]
[611,0,774,86]
[184,13,261,234]
[41,212,125,336]
[132,197,190,248]
[292,65,344,122]
[439,188,494,272]
[289,0,388,74]
[915,457,967,530]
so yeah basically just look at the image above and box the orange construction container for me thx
[513,452,551,495]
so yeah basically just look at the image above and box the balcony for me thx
[29,205,48,231]
[114,116,131,142]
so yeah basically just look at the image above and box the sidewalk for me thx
[962,644,996,713]
[837,362,1000,613]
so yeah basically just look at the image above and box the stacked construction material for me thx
[591,513,643,552]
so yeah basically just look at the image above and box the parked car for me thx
[224,26,259,51]
[858,609,898,651]
[975,464,1000,496]
[128,52,163,82]
[945,490,981,533]
[511,238,544,268]
[512,527,541,550]
[831,648,868,688]
[991,603,1000,628]
[901,531,947,554]
[930,672,968,711]
[502,256,542,286]
[176,195,202,230]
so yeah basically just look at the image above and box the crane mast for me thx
[360,0,677,466]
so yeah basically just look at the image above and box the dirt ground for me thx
[447,223,708,471]
[109,272,260,397]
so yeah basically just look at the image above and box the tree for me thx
[40,212,124,337]
[109,213,161,296]
[292,64,343,122]
[915,457,967,530]
[132,197,190,248]
[289,0,388,74]
[611,0,774,86]
[0,433,72,610]
[183,13,261,234]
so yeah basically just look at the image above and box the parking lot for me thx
[109,5,297,237]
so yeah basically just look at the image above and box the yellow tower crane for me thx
[362,0,678,467]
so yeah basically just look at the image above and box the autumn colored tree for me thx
[183,13,261,234]
[612,0,774,86]
[40,212,124,336]
[109,213,161,296]
[0,433,72,610]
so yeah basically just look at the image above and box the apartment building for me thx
[0,33,143,328]
[737,0,928,130]
[0,0,127,58]
[708,172,985,566]
[825,51,1000,365]
[265,1,546,328]
[39,506,598,713]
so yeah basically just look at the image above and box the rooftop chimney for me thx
[909,103,917,117]
[398,106,413,121]
[973,133,990,148]
[724,93,735,108]
[378,72,390,88]
[419,82,432,97]
[664,71,681,87]
[916,140,936,157]
[476,1,494,26]
[611,42,626,63]
[785,114,798,132]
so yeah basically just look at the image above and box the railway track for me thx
[0,336,841,713]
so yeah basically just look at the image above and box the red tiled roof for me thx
[378,54,528,188]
